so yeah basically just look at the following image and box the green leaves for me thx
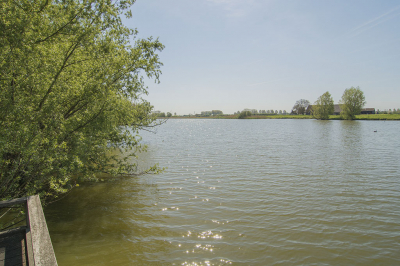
[339,87,366,120]
[0,0,163,203]
[312,91,334,120]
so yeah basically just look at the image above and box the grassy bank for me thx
[328,114,400,120]
[354,114,400,120]
[166,114,400,120]
[246,114,311,119]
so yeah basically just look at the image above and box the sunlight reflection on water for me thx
[46,119,400,265]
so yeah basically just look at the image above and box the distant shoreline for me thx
[161,114,400,120]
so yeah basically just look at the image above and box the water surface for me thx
[45,119,400,265]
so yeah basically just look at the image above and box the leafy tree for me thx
[211,110,223,115]
[0,0,164,202]
[158,113,166,117]
[292,99,310,115]
[339,87,366,120]
[238,111,252,119]
[166,112,172,117]
[312,91,334,120]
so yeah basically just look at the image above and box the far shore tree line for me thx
[236,86,371,120]
[292,86,366,120]
[159,86,390,120]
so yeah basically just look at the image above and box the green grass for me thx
[246,114,311,119]
[328,114,400,120]
[169,114,400,120]
[354,114,400,120]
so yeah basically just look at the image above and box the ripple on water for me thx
[46,120,400,265]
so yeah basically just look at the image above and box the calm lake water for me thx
[45,119,400,265]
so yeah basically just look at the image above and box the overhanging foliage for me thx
[0,0,164,203]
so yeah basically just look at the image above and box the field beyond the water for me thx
[168,114,400,120]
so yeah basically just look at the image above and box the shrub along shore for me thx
[166,114,400,120]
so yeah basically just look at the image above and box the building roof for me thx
[334,104,341,113]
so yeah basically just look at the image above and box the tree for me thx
[212,110,223,115]
[0,0,164,202]
[312,91,334,120]
[238,111,252,119]
[166,112,172,117]
[339,87,366,120]
[292,99,310,115]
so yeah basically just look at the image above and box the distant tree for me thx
[212,110,223,115]
[174,112,177,116]
[158,112,166,117]
[312,91,334,120]
[283,110,287,115]
[238,111,252,119]
[292,99,310,115]
[279,110,282,114]
[339,86,366,120]
[167,112,172,117]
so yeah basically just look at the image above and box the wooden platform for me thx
[0,196,57,266]
[0,227,27,266]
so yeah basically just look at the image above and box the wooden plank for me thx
[0,227,26,238]
[20,235,27,266]
[0,197,27,208]
[0,198,28,266]
[26,195,58,266]
[25,200,35,266]
[25,228,34,266]
[0,247,4,266]
[0,227,25,266]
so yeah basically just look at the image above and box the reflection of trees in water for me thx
[339,121,363,165]
[308,120,334,169]
[44,178,175,265]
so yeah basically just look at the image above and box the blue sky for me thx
[127,0,400,115]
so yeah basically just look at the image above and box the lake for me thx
[45,119,400,265]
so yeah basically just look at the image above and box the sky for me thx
[126,0,400,115]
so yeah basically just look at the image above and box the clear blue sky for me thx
[126,0,400,115]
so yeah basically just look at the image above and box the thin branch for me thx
[63,102,107,140]
[35,9,82,44]
[37,39,81,111]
